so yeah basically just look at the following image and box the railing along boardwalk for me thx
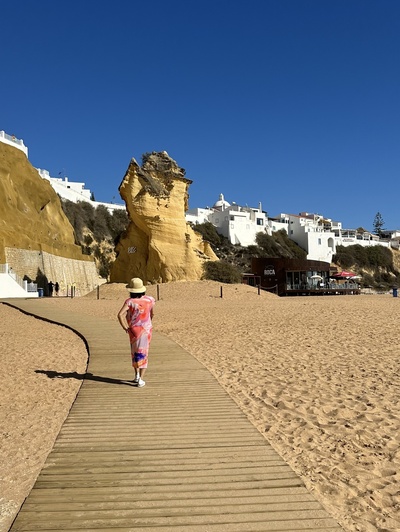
[6,299,342,532]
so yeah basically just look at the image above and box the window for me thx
[256,218,264,226]
[318,238,322,245]
[230,216,234,221]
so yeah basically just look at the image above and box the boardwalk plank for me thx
[4,300,342,532]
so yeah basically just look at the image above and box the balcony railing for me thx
[0,263,37,293]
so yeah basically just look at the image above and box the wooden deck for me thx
[283,288,360,296]
[6,299,342,531]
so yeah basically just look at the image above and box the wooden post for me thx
[157,284,160,301]
[220,286,223,298]
[258,285,261,296]
[97,285,100,300]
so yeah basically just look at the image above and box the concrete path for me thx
[6,299,342,531]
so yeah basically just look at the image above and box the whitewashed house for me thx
[0,131,28,156]
[185,206,214,225]
[283,212,336,263]
[37,168,125,214]
[186,194,393,263]
[187,194,269,247]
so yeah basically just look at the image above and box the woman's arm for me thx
[117,303,130,332]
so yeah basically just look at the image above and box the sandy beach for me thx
[1,281,400,531]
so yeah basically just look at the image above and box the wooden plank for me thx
[5,300,343,532]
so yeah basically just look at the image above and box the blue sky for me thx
[2,0,400,231]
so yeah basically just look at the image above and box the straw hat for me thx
[126,277,146,293]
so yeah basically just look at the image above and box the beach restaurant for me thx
[250,257,360,296]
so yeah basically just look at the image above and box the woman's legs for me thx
[131,361,146,385]
[130,329,151,386]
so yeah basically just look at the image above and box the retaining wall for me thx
[5,247,99,296]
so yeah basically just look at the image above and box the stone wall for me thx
[5,247,99,296]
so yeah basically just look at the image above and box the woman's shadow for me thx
[35,370,135,386]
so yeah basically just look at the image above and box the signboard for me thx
[264,265,276,276]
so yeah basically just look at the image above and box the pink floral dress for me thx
[126,295,155,369]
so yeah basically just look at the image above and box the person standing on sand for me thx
[48,281,54,297]
[55,282,60,296]
[117,278,155,388]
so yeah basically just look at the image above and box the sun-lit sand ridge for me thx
[1,280,400,531]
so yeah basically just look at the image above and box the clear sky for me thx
[2,0,400,231]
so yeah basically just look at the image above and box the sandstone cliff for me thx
[0,141,93,264]
[110,151,217,284]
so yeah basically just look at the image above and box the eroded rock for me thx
[110,151,217,284]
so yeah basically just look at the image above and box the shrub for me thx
[255,232,281,256]
[246,244,260,256]
[92,205,111,241]
[61,199,128,245]
[255,230,306,259]
[203,261,242,284]
[109,209,129,242]
[334,244,395,272]
[360,273,374,288]
[333,246,356,269]
[192,222,222,247]
[98,255,111,279]
[367,245,393,270]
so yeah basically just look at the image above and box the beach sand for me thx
[1,280,399,531]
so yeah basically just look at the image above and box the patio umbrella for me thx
[310,274,323,280]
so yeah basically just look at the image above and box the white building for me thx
[0,131,28,156]
[185,206,214,225]
[37,168,125,214]
[380,230,400,250]
[271,211,390,261]
[187,194,269,247]
[187,195,392,262]
[333,228,384,247]
[283,212,336,263]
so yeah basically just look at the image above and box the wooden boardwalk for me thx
[6,299,342,531]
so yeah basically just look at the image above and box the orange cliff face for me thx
[110,151,217,284]
[0,141,91,262]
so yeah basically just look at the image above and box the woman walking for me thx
[118,278,155,387]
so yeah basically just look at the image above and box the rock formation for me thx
[0,141,89,261]
[110,151,217,284]
[0,141,98,294]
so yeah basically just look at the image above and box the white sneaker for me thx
[137,378,146,387]
[133,374,140,383]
